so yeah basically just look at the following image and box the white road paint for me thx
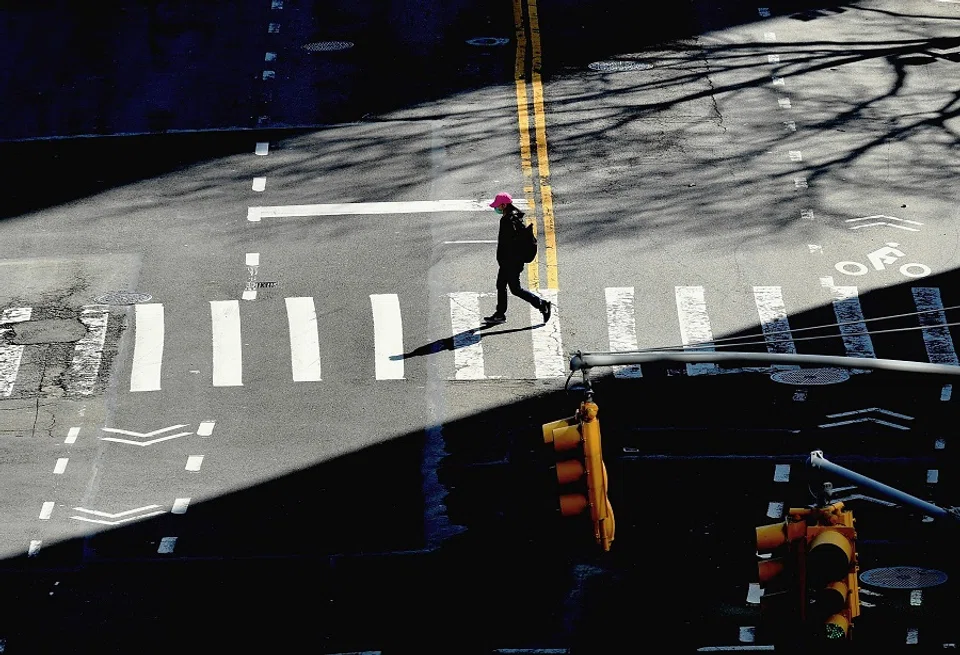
[53,458,68,475]
[910,589,923,606]
[265,52,276,61]
[285,297,322,382]
[39,502,54,520]
[772,75,784,85]
[68,305,109,395]
[801,209,815,220]
[778,98,791,109]
[0,307,31,397]
[211,300,243,386]
[808,244,823,254]
[65,427,80,444]
[130,303,164,392]
[936,438,946,450]
[773,464,790,482]
[157,537,178,554]
[268,23,280,33]
[262,70,275,80]
[758,7,771,17]
[185,455,204,471]
[794,177,808,188]
[754,286,799,370]
[70,505,164,525]
[793,388,807,401]
[784,120,797,131]
[449,292,485,380]
[912,287,959,366]
[28,540,42,557]
[942,384,952,401]
[766,501,783,519]
[927,469,939,484]
[255,142,269,156]
[739,626,756,643]
[197,421,215,437]
[746,582,762,604]
[271,0,283,8]
[768,54,780,63]
[675,286,720,376]
[531,289,565,378]
[371,294,404,380]
[172,498,191,514]
[763,32,776,41]
[247,198,530,221]
[907,628,919,644]
[605,287,642,378]
[243,253,259,301]
[789,150,802,161]
[820,277,875,367]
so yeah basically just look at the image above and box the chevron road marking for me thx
[70,505,165,525]
[100,424,192,446]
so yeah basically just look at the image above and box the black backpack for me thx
[511,211,538,263]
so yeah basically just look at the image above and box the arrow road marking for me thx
[70,504,165,525]
[846,215,923,231]
[825,408,914,420]
[100,424,192,446]
[819,417,912,430]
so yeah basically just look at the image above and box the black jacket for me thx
[496,205,526,267]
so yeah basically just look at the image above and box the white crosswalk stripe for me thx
[821,277,875,370]
[531,289,565,378]
[605,287,643,378]
[210,300,243,387]
[0,307,32,396]
[67,305,109,395]
[130,303,164,392]
[285,297,322,382]
[371,293,404,380]
[912,287,959,366]
[449,292,485,380]
[753,286,800,371]
[675,286,721,376]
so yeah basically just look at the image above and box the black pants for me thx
[496,265,543,314]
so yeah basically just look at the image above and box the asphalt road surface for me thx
[1,0,959,652]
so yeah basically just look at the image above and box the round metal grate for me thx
[860,566,948,589]
[770,368,850,385]
[465,37,510,47]
[588,60,653,72]
[302,41,355,52]
[93,292,153,306]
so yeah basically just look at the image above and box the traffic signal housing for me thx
[542,400,614,551]
[754,504,860,645]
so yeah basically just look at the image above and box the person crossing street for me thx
[483,192,552,325]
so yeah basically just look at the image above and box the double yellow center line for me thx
[513,0,558,291]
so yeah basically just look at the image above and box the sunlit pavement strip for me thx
[247,199,529,221]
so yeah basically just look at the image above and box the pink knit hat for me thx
[489,192,513,208]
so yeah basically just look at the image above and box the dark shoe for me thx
[539,300,552,323]
[483,313,507,324]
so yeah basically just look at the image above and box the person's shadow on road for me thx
[390,323,540,361]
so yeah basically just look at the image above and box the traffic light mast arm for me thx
[569,350,960,377]
[809,451,960,523]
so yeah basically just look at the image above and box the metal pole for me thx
[570,350,960,377]
[808,450,957,522]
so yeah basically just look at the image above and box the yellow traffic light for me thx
[755,513,808,629]
[542,400,614,551]
[805,503,860,641]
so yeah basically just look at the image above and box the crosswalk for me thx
[0,284,957,396]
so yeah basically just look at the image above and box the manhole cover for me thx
[7,319,87,345]
[466,37,509,46]
[770,368,850,385]
[860,567,948,589]
[303,41,355,52]
[94,292,153,306]
[588,60,653,72]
